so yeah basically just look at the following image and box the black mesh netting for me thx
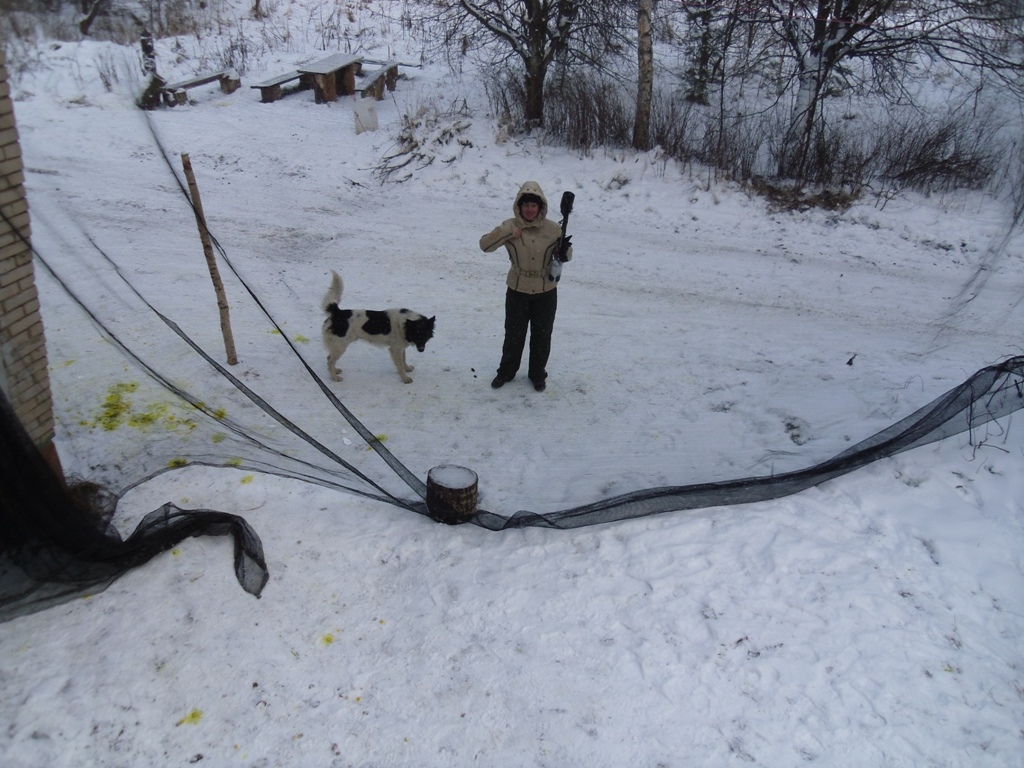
[3,119,1024,622]
[0,385,269,622]
[4,321,1022,623]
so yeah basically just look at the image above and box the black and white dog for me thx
[321,271,436,383]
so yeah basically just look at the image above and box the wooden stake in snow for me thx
[426,465,478,525]
[181,152,238,365]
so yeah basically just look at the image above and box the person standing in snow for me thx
[479,181,572,392]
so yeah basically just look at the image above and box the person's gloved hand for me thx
[558,235,572,261]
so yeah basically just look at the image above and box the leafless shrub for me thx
[0,14,42,75]
[194,20,261,74]
[306,2,354,52]
[776,119,874,189]
[875,111,1002,196]
[141,0,223,39]
[483,65,525,136]
[705,111,776,182]
[0,0,232,47]
[649,97,773,182]
[543,70,632,152]
[485,66,633,151]
[650,96,701,164]
[254,11,293,51]
[0,7,72,49]
[748,105,1001,201]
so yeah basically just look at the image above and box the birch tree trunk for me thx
[632,0,654,150]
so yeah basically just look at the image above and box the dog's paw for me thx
[401,375,413,383]
[405,364,415,372]
[329,371,343,382]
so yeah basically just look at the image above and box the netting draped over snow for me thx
[3,309,1023,621]
[483,355,1024,529]
[3,115,1024,621]
[0,385,269,622]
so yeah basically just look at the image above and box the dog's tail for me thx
[321,270,343,312]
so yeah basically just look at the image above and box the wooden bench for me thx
[356,61,399,100]
[296,53,364,103]
[162,69,241,105]
[249,70,313,103]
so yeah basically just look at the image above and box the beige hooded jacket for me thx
[479,181,572,294]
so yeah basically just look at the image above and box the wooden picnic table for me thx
[297,53,364,103]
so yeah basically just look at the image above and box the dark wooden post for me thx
[339,62,358,96]
[140,27,156,76]
[313,73,335,103]
[138,28,166,110]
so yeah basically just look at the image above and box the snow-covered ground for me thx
[2,4,1023,765]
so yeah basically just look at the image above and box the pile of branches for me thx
[373,98,473,184]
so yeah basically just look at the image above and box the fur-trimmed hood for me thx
[512,180,550,225]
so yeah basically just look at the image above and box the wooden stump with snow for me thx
[426,465,478,525]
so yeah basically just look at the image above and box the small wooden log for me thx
[219,71,241,94]
[426,465,478,525]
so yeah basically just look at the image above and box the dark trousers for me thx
[497,288,558,383]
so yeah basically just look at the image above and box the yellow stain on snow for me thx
[177,708,203,726]
[90,382,200,434]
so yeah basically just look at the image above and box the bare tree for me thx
[764,0,1024,180]
[78,0,109,35]
[633,0,655,149]
[416,0,631,128]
